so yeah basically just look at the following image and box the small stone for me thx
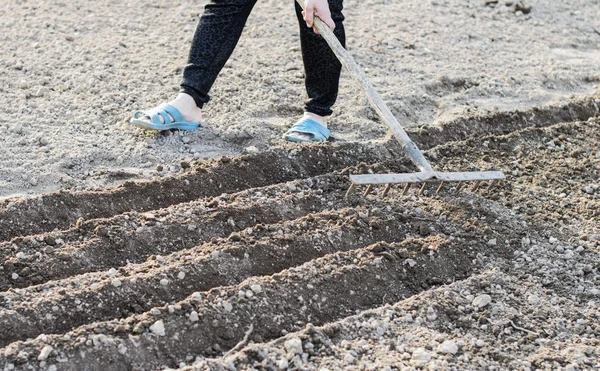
[549,237,558,244]
[411,348,431,367]
[527,294,540,305]
[156,164,164,172]
[277,358,289,369]
[181,136,191,144]
[472,294,492,308]
[108,268,117,277]
[487,238,497,246]
[180,161,190,169]
[92,334,108,347]
[284,337,303,355]
[11,273,19,280]
[250,284,262,294]
[149,320,165,336]
[437,340,458,354]
[111,279,122,287]
[404,259,417,267]
[475,339,486,347]
[344,353,356,364]
[178,271,186,280]
[44,235,57,246]
[160,278,169,286]
[223,302,233,312]
[189,311,199,322]
[18,80,28,89]
[38,346,53,361]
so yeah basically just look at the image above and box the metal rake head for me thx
[346,170,505,197]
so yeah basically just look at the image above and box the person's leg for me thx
[181,0,259,109]
[295,0,345,117]
[286,0,344,141]
[134,0,258,128]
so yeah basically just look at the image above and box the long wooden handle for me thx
[294,0,434,173]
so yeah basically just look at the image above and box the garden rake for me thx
[296,1,505,197]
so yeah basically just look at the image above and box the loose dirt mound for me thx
[1,110,598,370]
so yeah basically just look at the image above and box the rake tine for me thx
[418,182,428,196]
[471,180,482,192]
[363,184,374,197]
[435,181,445,194]
[456,181,465,193]
[345,183,357,198]
[402,183,412,196]
[382,184,392,197]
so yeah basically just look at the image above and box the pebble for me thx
[527,294,540,305]
[160,278,169,286]
[250,284,262,294]
[189,311,199,322]
[472,294,492,308]
[149,320,165,336]
[92,334,108,347]
[487,238,497,246]
[11,273,19,280]
[38,345,53,361]
[178,271,186,280]
[411,348,431,367]
[111,278,122,287]
[344,353,356,364]
[437,340,458,354]
[284,337,303,355]
[549,237,558,244]
[475,339,486,347]
[277,358,289,369]
[223,302,233,312]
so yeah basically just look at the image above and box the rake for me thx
[295,1,505,197]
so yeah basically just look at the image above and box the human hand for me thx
[302,0,335,34]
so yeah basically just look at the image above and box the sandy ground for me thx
[1,0,599,198]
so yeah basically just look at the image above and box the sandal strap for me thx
[285,118,330,142]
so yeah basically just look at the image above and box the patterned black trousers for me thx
[181,0,345,117]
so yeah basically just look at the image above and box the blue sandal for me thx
[131,103,200,131]
[283,118,330,143]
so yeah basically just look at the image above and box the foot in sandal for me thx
[284,112,330,143]
[131,93,203,131]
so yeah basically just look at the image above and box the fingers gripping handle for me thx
[294,0,435,174]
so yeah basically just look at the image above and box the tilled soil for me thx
[0,106,598,370]
[2,0,600,197]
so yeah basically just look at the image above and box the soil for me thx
[1,116,598,370]
[1,0,600,370]
[1,0,599,197]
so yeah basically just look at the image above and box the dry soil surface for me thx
[1,0,600,370]
[1,0,600,196]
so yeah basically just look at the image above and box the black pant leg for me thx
[181,0,258,108]
[295,0,345,117]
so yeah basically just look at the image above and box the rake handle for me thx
[295,0,434,174]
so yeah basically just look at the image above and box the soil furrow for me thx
[2,97,596,243]
[0,235,482,370]
[0,142,394,241]
[204,269,599,371]
[0,205,429,346]
[0,170,376,291]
